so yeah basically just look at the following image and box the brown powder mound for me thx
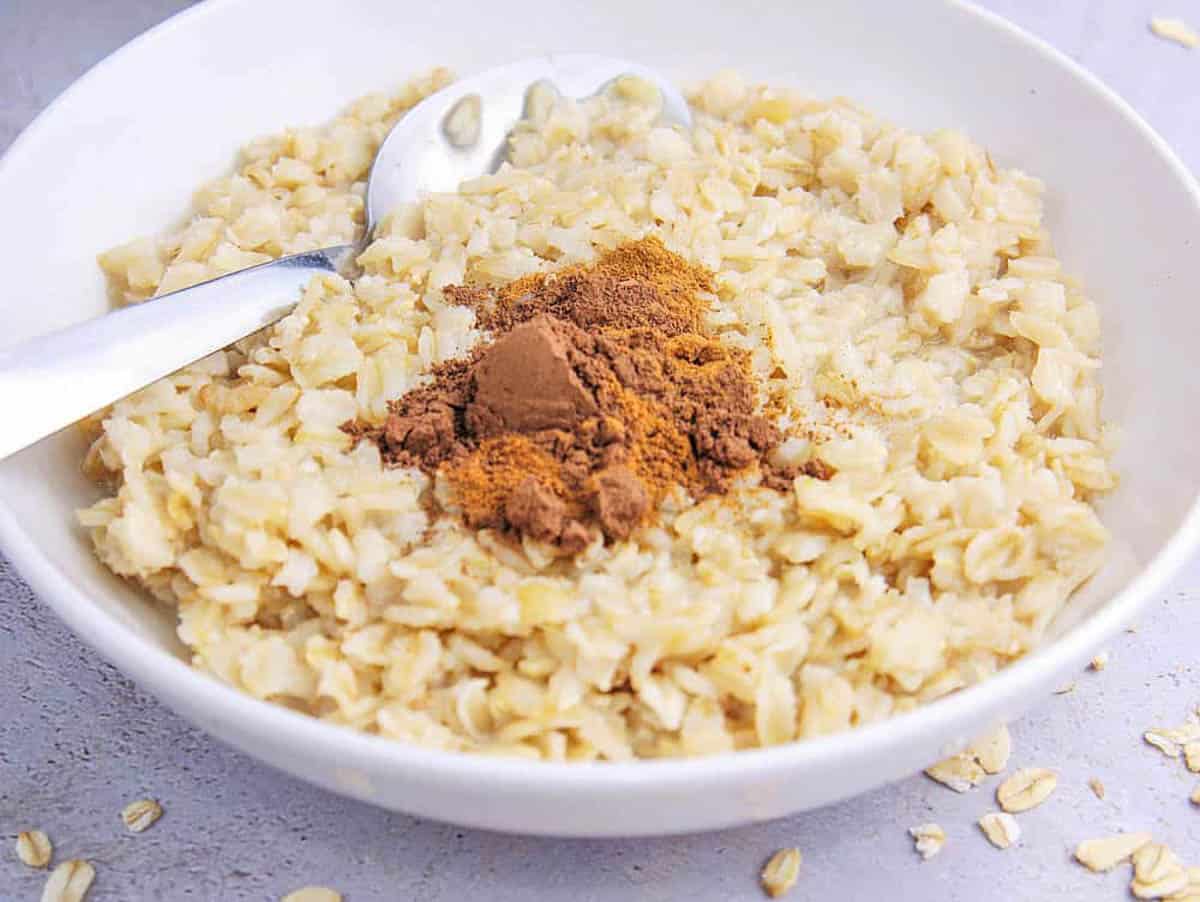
[446,235,710,337]
[451,273,698,338]
[505,476,571,548]
[589,466,649,540]
[345,354,476,472]
[449,435,576,530]
[345,238,830,551]
[467,318,600,436]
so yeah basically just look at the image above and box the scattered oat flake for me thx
[1088,777,1106,800]
[1075,832,1152,872]
[925,752,987,792]
[281,889,343,902]
[1190,784,1200,805]
[1131,842,1189,899]
[1054,681,1076,695]
[1089,651,1109,671]
[760,847,802,898]
[16,830,52,868]
[1150,16,1199,48]
[41,859,95,902]
[909,823,946,860]
[996,767,1057,813]
[1145,721,1200,758]
[978,812,1021,849]
[1184,742,1200,773]
[1146,730,1182,758]
[970,724,1012,775]
[1171,721,1200,742]
[1171,867,1200,902]
[1176,867,1200,900]
[121,798,163,833]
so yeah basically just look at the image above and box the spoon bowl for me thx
[365,55,691,227]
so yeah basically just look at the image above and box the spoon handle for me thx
[0,245,355,461]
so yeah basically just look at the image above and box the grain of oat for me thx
[1172,867,1200,902]
[1146,732,1181,757]
[1150,16,1199,48]
[1087,777,1106,800]
[760,847,801,897]
[925,752,987,793]
[281,889,343,902]
[1054,682,1077,695]
[971,724,1012,775]
[1074,832,1152,872]
[40,859,95,902]
[1145,721,1200,759]
[1146,731,1182,759]
[1131,842,1188,900]
[120,798,163,833]
[978,812,1021,849]
[1190,784,1200,805]
[909,823,947,861]
[15,830,52,868]
[1184,742,1200,773]
[996,768,1057,813]
[1089,651,1109,671]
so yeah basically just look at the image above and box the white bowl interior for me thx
[1,0,1198,835]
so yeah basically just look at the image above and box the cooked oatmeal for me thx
[79,68,1113,760]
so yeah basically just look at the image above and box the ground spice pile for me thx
[346,237,824,552]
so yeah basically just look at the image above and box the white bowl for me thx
[2,0,1198,838]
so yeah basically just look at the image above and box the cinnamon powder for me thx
[345,237,828,550]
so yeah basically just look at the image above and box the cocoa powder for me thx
[345,237,829,550]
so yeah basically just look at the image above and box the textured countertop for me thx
[2,1,1199,899]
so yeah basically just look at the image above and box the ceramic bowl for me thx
[2,0,1198,836]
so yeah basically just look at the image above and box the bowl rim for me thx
[2,0,1199,793]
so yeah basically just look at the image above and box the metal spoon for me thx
[0,55,690,461]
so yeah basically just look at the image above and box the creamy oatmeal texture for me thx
[80,68,1113,760]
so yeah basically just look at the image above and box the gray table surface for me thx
[1,1,1198,899]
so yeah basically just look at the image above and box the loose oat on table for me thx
[1053,682,1077,695]
[1131,842,1189,900]
[1183,742,1200,773]
[1145,721,1200,759]
[909,823,947,861]
[996,767,1057,812]
[925,752,987,793]
[1168,868,1200,902]
[760,847,801,898]
[1146,730,1183,758]
[1150,16,1199,48]
[1087,776,1106,800]
[15,829,52,869]
[970,723,1012,775]
[120,798,164,833]
[978,811,1021,849]
[1075,832,1153,873]
[281,888,343,902]
[1089,650,1109,671]
[79,67,1115,760]
[1170,867,1200,902]
[40,859,95,902]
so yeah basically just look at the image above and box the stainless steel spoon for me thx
[0,55,690,461]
